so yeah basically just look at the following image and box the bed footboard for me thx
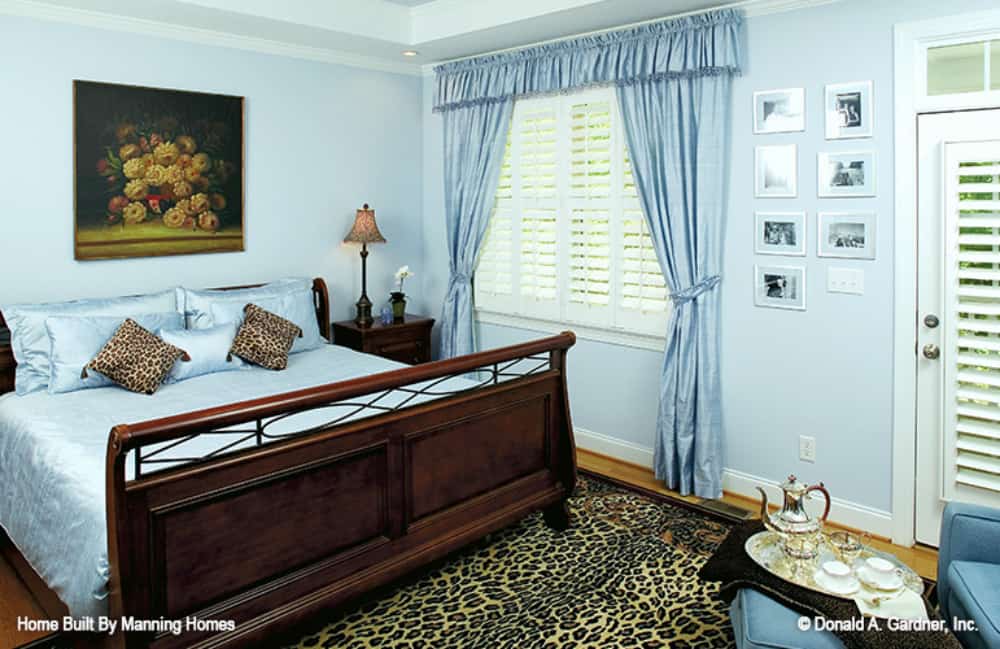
[104,333,576,649]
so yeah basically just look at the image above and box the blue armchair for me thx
[938,502,1000,649]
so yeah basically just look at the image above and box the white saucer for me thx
[814,568,860,596]
[856,566,904,592]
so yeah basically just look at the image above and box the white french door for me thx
[915,109,1000,545]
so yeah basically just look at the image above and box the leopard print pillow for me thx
[86,319,189,395]
[228,303,303,370]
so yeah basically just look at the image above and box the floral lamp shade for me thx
[344,204,386,245]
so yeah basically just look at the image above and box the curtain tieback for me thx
[669,275,720,305]
[450,271,473,284]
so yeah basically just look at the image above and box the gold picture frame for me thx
[73,80,245,260]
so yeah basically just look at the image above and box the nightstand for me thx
[332,314,435,365]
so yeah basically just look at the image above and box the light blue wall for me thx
[421,0,1000,513]
[0,14,424,323]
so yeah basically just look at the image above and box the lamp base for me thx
[354,294,373,328]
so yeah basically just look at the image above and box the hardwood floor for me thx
[0,550,49,648]
[0,448,940,648]
[577,448,940,580]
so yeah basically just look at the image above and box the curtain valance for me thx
[433,8,744,112]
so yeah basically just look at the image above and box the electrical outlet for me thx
[799,435,816,463]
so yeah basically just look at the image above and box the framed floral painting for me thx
[74,80,244,260]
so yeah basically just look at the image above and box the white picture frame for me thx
[754,211,806,256]
[755,144,797,198]
[818,151,876,197]
[755,264,806,311]
[753,88,805,134]
[817,212,876,260]
[825,80,873,139]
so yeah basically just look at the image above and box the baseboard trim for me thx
[573,427,894,538]
[722,468,893,539]
[574,427,655,469]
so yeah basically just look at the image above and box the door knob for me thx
[922,344,940,360]
[924,314,939,329]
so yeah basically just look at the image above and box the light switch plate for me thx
[799,435,816,463]
[827,267,864,295]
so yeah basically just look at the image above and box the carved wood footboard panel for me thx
[105,333,577,649]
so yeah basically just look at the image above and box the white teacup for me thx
[864,557,901,589]
[820,561,853,590]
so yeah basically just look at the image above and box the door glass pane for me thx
[928,42,985,95]
[992,41,1000,90]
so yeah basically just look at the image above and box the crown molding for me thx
[743,0,838,17]
[1,0,840,77]
[0,0,424,76]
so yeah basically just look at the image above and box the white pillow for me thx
[2,289,177,395]
[160,322,246,383]
[177,277,311,329]
[208,290,323,354]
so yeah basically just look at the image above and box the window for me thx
[926,39,1000,96]
[474,89,669,343]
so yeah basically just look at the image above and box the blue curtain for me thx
[434,11,743,481]
[439,100,514,359]
[617,70,734,498]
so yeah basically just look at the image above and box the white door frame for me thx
[892,9,1000,546]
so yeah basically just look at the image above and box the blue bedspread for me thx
[0,345,472,618]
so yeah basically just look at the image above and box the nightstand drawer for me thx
[332,314,434,365]
[372,339,428,365]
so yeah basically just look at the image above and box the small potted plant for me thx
[391,265,413,323]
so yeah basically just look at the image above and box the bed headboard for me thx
[0,278,331,396]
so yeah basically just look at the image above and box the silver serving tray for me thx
[744,531,924,601]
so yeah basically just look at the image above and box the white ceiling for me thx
[1,0,834,74]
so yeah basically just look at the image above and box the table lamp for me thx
[344,203,386,327]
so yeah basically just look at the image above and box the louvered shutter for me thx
[944,142,1000,498]
[473,89,671,345]
[517,108,560,318]
[619,146,669,336]
[475,134,515,312]
[566,100,613,326]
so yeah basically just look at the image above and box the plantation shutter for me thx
[473,89,670,344]
[475,133,515,312]
[620,145,669,335]
[517,107,561,319]
[944,142,1000,499]
[567,100,613,327]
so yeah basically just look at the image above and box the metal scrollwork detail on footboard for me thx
[130,353,554,477]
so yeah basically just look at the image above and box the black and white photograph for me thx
[755,144,797,197]
[825,80,873,139]
[818,151,876,197]
[753,88,805,134]
[755,264,806,310]
[755,211,806,256]
[817,212,876,259]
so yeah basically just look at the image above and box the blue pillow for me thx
[3,289,177,395]
[45,312,184,394]
[160,322,245,383]
[177,277,312,329]
[207,289,324,354]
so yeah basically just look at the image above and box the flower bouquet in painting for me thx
[74,81,244,260]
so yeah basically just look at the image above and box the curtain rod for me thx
[433,0,750,66]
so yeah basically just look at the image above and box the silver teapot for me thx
[757,475,831,560]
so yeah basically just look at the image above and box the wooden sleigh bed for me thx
[0,278,578,649]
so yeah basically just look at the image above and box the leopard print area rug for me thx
[285,475,736,649]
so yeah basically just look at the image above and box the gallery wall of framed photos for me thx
[752,80,877,311]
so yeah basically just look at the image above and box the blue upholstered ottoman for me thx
[730,588,846,649]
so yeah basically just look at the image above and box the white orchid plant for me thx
[394,265,414,294]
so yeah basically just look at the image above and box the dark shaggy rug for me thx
[285,475,737,649]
